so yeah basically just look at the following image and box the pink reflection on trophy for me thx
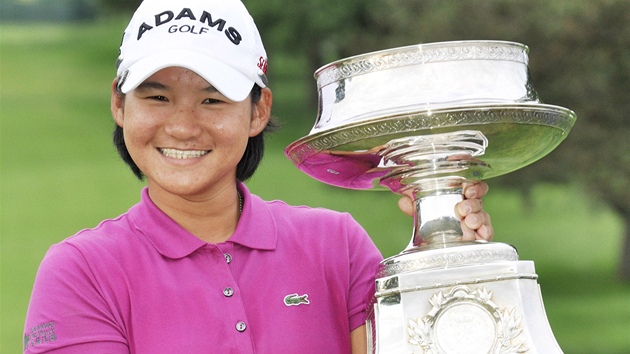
[299,145,393,189]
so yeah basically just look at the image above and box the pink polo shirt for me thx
[24,183,383,353]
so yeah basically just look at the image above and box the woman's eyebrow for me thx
[136,81,168,91]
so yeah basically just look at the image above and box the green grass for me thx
[2,20,629,353]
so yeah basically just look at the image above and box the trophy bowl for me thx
[285,41,576,353]
[285,40,576,247]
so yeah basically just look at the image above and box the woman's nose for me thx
[164,107,204,140]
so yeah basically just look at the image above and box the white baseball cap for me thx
[116,0,268,102]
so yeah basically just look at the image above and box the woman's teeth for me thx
[160,148,210,159]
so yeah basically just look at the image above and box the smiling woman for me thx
[110,67,271,243]
[22,0,381,352]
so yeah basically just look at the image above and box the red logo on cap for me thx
[257,56,268,74]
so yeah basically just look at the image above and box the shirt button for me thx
[224,253,232,264]
[223,287,234,297]
[236,321,247,332]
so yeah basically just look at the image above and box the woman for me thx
[24,0,493,352]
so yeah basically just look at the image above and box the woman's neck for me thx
[147,183,242,243]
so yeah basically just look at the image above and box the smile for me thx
[159,148,210,159]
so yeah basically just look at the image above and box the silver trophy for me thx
[285,41,575,353]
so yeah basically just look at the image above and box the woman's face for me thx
[111,66,270,201]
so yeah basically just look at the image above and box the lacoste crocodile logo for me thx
[284,293,310,306]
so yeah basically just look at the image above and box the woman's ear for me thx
[111,79,125,127]
[249,87,273,137]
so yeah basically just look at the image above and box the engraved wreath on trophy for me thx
[407,286,526,354]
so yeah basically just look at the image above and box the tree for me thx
[247,0,385,107]
[99,0,142,13]
[251,0,630,280]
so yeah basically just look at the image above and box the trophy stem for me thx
[409,179,465,249]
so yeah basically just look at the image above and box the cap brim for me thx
[119,49,257,102]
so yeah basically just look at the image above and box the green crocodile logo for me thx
[284,293,310,306]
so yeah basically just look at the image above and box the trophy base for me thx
[367,242,562,354]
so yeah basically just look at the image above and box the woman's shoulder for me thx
[250,194,371,245]
[260,196,357,226]
[44,211,142,267]
[69,212,135,244]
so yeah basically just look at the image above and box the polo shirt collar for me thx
[128,183,277,259]
[230,182,277,251]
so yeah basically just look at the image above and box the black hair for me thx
[112,84,277,181]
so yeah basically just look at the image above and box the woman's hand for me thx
[397,181,494,242]
[456,182,493,241]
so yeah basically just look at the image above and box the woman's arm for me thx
[350,325,367,354]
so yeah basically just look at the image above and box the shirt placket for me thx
[211,243,255,353]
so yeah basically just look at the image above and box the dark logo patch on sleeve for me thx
[24,321,57,351]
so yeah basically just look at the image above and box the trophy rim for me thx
[285,103,577,166]
[314,40,530,83]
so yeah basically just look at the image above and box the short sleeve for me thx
[23,242,129,353]
[344,214,383,331]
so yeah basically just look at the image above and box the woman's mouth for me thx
[159,148,210,159]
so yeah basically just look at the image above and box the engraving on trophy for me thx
[316,42,529,88]
[434,303,496,353]
[407,286,527,354]
[378,244,519,277]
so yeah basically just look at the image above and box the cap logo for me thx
[136,7,242,45]
[257,56,268,74]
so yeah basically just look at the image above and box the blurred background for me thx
[1,0,629,352]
